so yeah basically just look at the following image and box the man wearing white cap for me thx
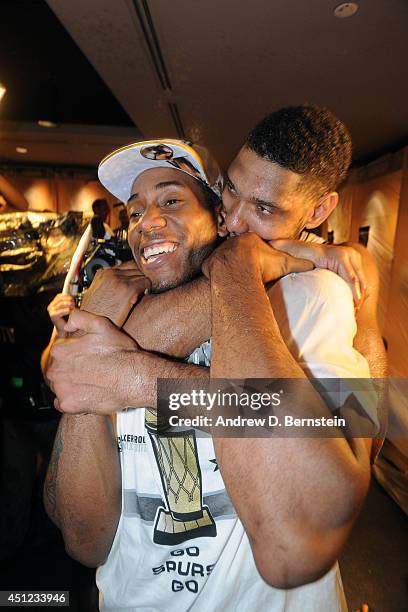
[45,107,382,611]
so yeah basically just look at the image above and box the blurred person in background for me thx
[114,206,129,241]
[90,198,112,239]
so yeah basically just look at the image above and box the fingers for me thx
[112,269,145,277]
[339,263,359,304]
[50,304,73,315]
[126,277,151,305]
[129,289,147,305]
[114,260,140,270]
[54,397,63,413]
[350,253,367,304]
[48,294,75,311]
[55,295,75,304]
[48,295,75,329]
[268,239,298,254]
[112,260,144,276]
[95,267,142,279]
[94,265,150,283]
[64,308,111,335]
[284,255,315,275]
[49,300,75,314]
[50,307,73,320]
[338,254,365,307]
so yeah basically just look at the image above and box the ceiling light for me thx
[16,147,28,154]
[38,119,58,128]
[334,2,359,18]
[0,82,6,103]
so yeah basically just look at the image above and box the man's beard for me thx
[150,241,216,294]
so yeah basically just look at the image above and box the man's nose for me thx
[140,205,167,233]
[225,202,249,235]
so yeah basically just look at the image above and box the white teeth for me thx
[143,243,177,260]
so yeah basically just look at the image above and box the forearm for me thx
[124,276,211,358]
[353,325,387,378]
[44,413,121,567]
[125,350,209,408]
[210,262,304,378]
[209,260,370,586]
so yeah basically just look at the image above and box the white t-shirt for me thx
[97,269,377,612]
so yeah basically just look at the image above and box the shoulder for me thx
[270,268,353,308]
[268,269,357,349]
[268,269,371,379]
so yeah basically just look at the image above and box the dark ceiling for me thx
[0,0,407,169]
[0,0,133,127]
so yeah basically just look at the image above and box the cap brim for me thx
[98,140,208,203]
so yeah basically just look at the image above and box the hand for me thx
[270,239,366,309]
[80,260,151,327]
[47,308,140,414]
[47,293,75,333]
[203,234,314,283]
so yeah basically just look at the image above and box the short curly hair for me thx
[246,105,352,197]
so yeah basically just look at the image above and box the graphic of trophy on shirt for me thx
[145,408,216,545]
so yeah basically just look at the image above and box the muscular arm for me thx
[87,238,384,363]
[44,309,210,568]
[207,237,371,589]
[46,309,210,415]
[0,175,29,212]
[44,413,121,567]
[124,276,211,358]
[122,241,385,369]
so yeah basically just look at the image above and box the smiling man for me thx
[45,108,383,612]
[127,171,218,293]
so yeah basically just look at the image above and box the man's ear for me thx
[304,192,339,229]
[217,204,229,237]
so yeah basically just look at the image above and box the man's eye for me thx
[257,205,273,215]
[162,199,179,206]
[226,179,236,194]
[130,211,143,220]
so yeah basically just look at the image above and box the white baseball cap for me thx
[98,139,224,203]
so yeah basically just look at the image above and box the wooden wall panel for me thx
[1,174,121,229]
[386,150,408,375]
[55,179,119,227]
[13,177,57,212]
[330,150,407,372]
[349,170,402,334]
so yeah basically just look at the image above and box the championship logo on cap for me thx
[98,139,224,203]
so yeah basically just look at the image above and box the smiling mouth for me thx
[141,241,179,265]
